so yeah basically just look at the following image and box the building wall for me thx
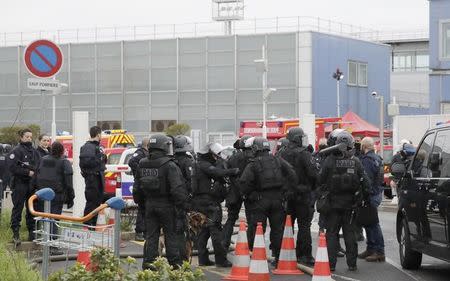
[311,32,391,125]
[391,71,429,109]
[0,31,389,142]
[429,0,450,114]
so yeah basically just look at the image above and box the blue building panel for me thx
[399,106,430,116]
[429,0,450,70]
[311,32,391,125]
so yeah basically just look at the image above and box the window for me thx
[415,53,429,71]
[358,63,368,86]
[348,61,358,85]
[431,130,450,177]
[412,133,435,177]
[441,21,450,59]
[392,51,429,72]
[348,61,368,87]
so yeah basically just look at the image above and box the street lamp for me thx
[332,68,344,117]
[255,45,277,138]
[371,91,385,158]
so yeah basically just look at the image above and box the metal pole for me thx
[52,94,56,142]
[337,80,340,117]
[42,200,51,280]
[113,209,121,258]
[380,95,384,158]
[262,45,267,139]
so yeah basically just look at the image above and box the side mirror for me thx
[391,162,406,178]
[429,152,441,171]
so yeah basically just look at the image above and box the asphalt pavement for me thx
[40,210,450,281]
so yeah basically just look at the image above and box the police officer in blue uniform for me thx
[128,137,150,242]
[8,128,40,244]
[79,126,107,226]
[133,134,189,269]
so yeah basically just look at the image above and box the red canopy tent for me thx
[325,111,392,138]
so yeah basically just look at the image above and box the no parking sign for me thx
[24,39,63,78]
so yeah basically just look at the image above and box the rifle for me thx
[17,160,36,172]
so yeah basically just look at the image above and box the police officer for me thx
[33,141,75,255]
[279,127,317,266]
[0,144,12,191]
[173,135,195,261]
[318,131,370,271]
[239,137,297,266]
[8,128,40,244]
[79,126,107,226]
[275,137,289,156]
[222,135,252,251]
[36,134,51,158]
[128,137,150,242]
[192,143,238,267]
[133,134,188,269]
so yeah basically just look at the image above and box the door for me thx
[404,132,435,242]
[428,129,450,245]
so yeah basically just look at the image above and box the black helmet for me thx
[276,137,289,150]
[246,137,271,152]
[327,128,344,146]
[335,131,355,150]
[286,127,304,144]
[239,135,252,149]
[3,144,12,153]
[148,134,173,154]
[173,135,193,153]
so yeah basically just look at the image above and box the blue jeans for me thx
[364,221,385,254]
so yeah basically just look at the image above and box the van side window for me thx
[412,133,435,177]
[431,130,450,177]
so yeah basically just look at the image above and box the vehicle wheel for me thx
[399,218,422,269]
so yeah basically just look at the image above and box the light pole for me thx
[372,91,385,158]
[255,45,276,138]
[332,68,344,117]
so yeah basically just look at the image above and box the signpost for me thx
[24,39,64,142]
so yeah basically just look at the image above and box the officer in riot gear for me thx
[240,137,298,266]
[79,126,107,226]
[33,141,75,255]
[192,143,239,267]
[8,128,40,244]
[222,135,252,251]
[173,135,195,261]
[279,127,317,266]
[133,134,189,269]
[128,137,150,242]
[318,131,370,271]
[275,137,289,156]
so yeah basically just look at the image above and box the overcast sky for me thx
[1,0,428,33]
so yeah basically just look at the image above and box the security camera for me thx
[371,91,378,97]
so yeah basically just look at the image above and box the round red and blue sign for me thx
[24,39,63,78]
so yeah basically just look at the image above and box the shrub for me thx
[164,123,191,137]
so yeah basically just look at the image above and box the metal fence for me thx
[0,16,423,47]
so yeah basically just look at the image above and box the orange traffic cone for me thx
[248,222,270,281]
[312,232,333,281]
[96,209,107,232]
[273,215,303,275]
[223,220,250,281]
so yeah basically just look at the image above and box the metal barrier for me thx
[28,188,125,281]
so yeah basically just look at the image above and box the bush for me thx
[164,123,191,137]
[49,248,205,281]
[0,124,41,145]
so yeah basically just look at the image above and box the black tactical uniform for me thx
[318,131,370,271]
[37,146,50,158]
[222,135,252,251]
[128,146,149,241]
[8,141,40,240]
[279,127,317,265]
[240,137,298,265]
[192,144,238,267]
[79,140,106,226]
[173,135,195,262]
[0,145,7,196]
[133,134,188,269]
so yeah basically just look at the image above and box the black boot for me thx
[28,231,35,242]
[135,232,145,242]
[13,230,21,247]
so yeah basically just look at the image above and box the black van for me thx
[394,125,450,269]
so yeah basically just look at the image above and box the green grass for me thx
[0,210,43,281]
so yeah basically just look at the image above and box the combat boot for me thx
[28,231,35,242]
[12,230,21,247]
[365,252,386,262]
[135,232,145,242]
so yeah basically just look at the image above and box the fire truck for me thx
[239,117,342,149]
[56,129,136,159]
